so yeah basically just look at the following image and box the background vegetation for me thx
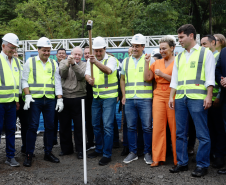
[0,0,226,40]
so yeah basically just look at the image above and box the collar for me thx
[36,55,51,63]
[1,51,9,60]
[184,43,200,53]
[212,50,218,55]
[132,54,144,61]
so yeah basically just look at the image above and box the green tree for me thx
[133,1,179,35]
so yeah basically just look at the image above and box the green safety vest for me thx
[123,55,152,99]
[212,52,220,101]
[176,47,208,100]
[0,54,21,103]
[93,56,119,99]
[28,56,56,99]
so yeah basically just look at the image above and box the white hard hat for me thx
[92,36,106,49]
[131,34,146,45]
[37,37,52,47]
[151,48,160,56]
[2,33,19,47]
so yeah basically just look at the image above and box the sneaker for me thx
[5,158,20,167]
[144,153,153,164]
[123,152,138,164]
[86,143,96,151]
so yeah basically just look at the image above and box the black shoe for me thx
[44,153,60,163]
[217,169,226,174]
[59,151,73,156]
[121,146,129,156]
[212,157,225,169]
[137,148,144,157]
[88,151,102,158]
[77,152,83,159]
[86,143,95,151]
[169,165,188,173]
[99,157,111,166]
[191,166,208,177]
[113,142,120,148]
[23,154,33,167]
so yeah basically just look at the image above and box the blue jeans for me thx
[125,99,152,154]
[0,102,16,158]
[175,96,210,168]
[113,115,119,143]
[26,97,56,154]
[92,97,117,158]
[122,105,144,149]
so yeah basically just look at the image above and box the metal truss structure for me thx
[18,34,200,61]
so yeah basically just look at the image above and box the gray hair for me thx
[2,40,9,47]
[159,36,176,48]
[71,46,83,55]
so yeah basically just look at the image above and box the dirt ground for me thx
[0,133,225,185]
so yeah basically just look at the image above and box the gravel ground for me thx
[0,133,225,185]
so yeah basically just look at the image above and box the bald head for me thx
[71,46,83,63]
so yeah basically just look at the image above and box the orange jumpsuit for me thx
[150,59,177,165]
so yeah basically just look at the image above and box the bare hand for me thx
[220,76,226,88]
[16,102,20,111]
[68,55,75,65]
[168,97,174,110]
[213,98,220,107]
[203,95,212,110]
[122,96,126,105]
[155,69,163,77]
[89,55,97,64]
[145,54,151,63]
[87,77,95,86]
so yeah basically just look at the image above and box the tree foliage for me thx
[0,0,226,40]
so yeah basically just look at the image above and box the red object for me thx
[195,84,199,86]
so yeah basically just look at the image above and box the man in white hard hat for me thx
[85,36,118,165]
[0,33,21,167]
[120,33,153,164]
[22,37,64,167]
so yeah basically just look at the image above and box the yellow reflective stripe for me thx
[0,86,14,90]
[125,90,135,94]
[0,94,15,98]
[46,84,55,88]
[30,91,44,94]
[136,82,152,86]
[125,82,135,87]
[94,82,118,88]
[29,84,44,87]
[93,89,117,95]
[45,91,55,94]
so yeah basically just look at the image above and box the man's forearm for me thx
[23,87,30,95]
[207,85,213,98]
[169,88,177,99]
[94,61,112,75]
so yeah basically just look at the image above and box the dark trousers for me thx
[208,103,226,158]
[85,97,94,145]
[26,97,56,154]
[53,109,58,143]
[16,97,29,152]
[188,113,196,148]
[0,101,16,158]
[59,97,84,153]
[113,115,119,143]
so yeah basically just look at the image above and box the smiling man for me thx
[85,36,118,166]
[120,34,153,165]
[0,33,21,167]
[22,37,64,167]
[58,46,86,159]
[168,24,215,177]
[56,48,67,63]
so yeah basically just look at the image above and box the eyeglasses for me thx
[216,39,220,41]
[6,45,17,50]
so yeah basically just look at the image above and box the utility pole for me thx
[209,0,212,34]
[82,0,85,38]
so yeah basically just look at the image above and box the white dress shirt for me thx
[85,53,117,76]
[22,55,63,96]
[170,44,215,89]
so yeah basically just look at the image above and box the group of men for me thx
[1,23,226,178]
